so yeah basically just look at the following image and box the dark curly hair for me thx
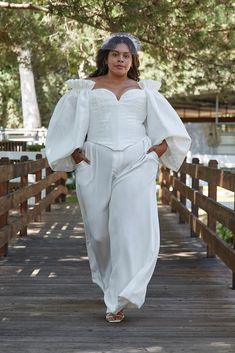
[89,36,140,81]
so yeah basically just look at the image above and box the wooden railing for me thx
[0,141,27,151]
[0,154,67,257]
[0,127,47,145]
[159,158,235,289]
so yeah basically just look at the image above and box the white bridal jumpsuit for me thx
[46,78,191,314]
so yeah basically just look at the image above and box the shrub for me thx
[217,223,233,245]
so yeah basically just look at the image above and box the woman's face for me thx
[106,43,133,77]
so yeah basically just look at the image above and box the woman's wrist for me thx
[160,140,168,152]
[71,148,83,162]
[154,140,168,157]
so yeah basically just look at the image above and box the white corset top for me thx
[87,88,147,150]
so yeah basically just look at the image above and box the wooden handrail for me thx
[0,158,47,181]
[0,141,27,151]
[159,158,235,289]
[180,163,235,192]
[0,155,67,257]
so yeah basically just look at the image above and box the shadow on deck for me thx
[0,202,235,353]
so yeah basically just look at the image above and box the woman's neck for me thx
[105,72,128,83]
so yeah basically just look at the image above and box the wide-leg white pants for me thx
[75,136,160,314]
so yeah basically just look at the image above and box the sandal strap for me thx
[106,311,125,322]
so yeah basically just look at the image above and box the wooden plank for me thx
[0,202,235,353]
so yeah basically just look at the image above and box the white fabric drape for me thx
[45,79,95,171]
[75,136,160,313]
[46,78,191,172]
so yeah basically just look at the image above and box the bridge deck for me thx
[0,201,235,353]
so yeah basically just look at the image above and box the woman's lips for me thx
[115,65,125,69]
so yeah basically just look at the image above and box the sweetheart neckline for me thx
[90,87,144,102]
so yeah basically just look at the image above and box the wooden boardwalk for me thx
[0,200,235,353]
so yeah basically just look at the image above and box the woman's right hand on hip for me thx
[71,148,90,165]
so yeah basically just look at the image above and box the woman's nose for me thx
[118,56,124,62]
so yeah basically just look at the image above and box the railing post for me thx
[55,176,67,203]
[46,165,52,212]
[207,159,218,258]
[191,157,199,237]
[60,178,66,203]
[233,235,235,290]
[19,155,28,237]
[158,166,164,203]
[55,178,60,203]
[171,171,178,213]
[179,158,187,224]
[0,158,10,257]
[233,194,235,289]
[34,154,42,221]
[159,166,170,205]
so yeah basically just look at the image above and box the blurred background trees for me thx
[0,0,234,128]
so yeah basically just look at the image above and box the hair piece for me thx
[102,32,141,52]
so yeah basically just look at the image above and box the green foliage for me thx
[48,0,235,92]
[66,192,78,203]
[0,0,234,126]
[66,171,76,190]
[217,223,234,245]
[0,69,22,127]
[27,143,45,151]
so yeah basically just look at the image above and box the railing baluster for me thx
[34,154,42,221]
[161,166,166,204]
[207,159,218,258]
[0,158,10,256]
[179,158,187,224]
[19,155,29,237]
[171,170,178,213]
[46,165,52,212]
[191,157,199,237]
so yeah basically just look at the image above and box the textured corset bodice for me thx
[87,88,147,150]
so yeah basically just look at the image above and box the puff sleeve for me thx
[139,79,191,172]
[45,79,95,172]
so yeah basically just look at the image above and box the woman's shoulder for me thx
[138,79,161,91]
[65,78,95,90]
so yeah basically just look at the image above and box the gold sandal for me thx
[105,310,125,323]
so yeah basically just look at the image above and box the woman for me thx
[46,32,191,323]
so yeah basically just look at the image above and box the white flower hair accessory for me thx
[101,32,141,52]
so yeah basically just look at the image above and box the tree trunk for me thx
[18,49,41,129]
